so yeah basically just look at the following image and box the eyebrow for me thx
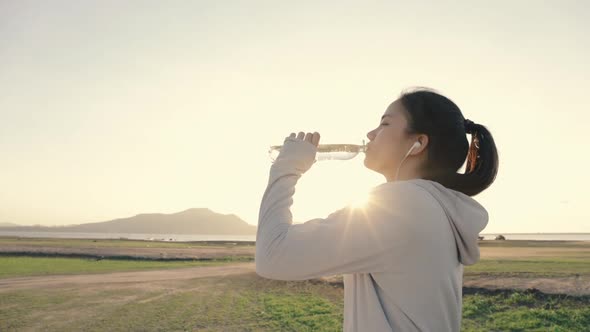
[381,114,392,120]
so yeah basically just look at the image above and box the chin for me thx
[363,155,370,167]
[364,157,388,176]
[363,157,376,172]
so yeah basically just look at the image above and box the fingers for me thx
[311,132,320,146]
[286,131,321,147]
[304,132,320,147]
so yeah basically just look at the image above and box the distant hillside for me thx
[0,222,19,227]
[0,208,256,235]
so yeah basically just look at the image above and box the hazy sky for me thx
[1,1,588,233]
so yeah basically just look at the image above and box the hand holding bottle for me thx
[268,131,321,174]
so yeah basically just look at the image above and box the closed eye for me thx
[380,123,389,126]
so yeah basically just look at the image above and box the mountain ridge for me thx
[0,209,257,235]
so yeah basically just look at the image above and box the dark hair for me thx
[398,87,499,196]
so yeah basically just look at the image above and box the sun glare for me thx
[350,192,371,209]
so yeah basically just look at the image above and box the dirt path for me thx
[318,275,590,296]
[0,262,256,291]
[3,262,589,296]
[463,275,590,296]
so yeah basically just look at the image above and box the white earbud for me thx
[396,141,422,181]
[403,141,422,159]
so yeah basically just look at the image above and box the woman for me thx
[255,87,499,331]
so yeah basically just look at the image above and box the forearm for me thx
[256,163,301,261]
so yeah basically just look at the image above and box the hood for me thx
[410,179,489,265]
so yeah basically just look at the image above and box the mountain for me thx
[0,222,19,227]
[0,208,257,235]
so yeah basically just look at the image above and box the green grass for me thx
[0,236,255,249]
[465,258,590,277]
[253,291,342,331]
[0,256,244,279]
[461,290,590,331]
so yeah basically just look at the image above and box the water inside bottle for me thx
[268,142,365,162]
[316,150,360,161]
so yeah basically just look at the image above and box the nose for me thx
[366,129,376,141]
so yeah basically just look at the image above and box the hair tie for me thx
[464,118,475,134]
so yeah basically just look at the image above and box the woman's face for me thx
[364,99,422,179]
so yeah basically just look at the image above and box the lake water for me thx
[1,231,589,242]
[479,233,590,241]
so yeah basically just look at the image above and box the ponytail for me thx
[399,88,499,197]
[424,122,499,197]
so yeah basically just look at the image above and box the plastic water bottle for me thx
[269,140,367,162]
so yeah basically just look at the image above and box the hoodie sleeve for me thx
[255,137,431,281]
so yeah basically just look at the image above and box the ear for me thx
[415,134,429,153]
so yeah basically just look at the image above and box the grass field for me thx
[0,256,242,279]
[1,272,588,331]
[1,238,589,331]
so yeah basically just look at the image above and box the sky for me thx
[1,0,588,233]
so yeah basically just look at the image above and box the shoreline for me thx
[1,235,588,244]
[0,235,256,245]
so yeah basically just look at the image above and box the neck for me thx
[385,159,423,182]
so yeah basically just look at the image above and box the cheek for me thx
[377,130,403,155]
[375,127,395,143]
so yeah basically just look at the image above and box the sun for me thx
[349,192,371,209]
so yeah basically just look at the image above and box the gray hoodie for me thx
[256,137,488,331]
